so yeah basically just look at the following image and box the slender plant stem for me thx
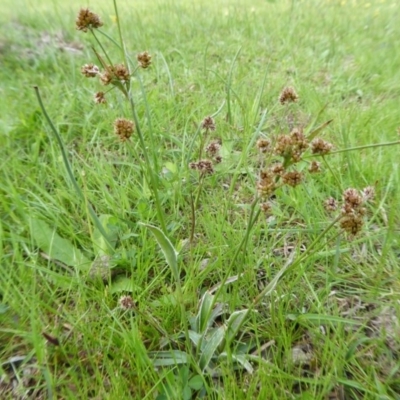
[128,97,167,233]
[33,86,113,250]
[306,140,400,158]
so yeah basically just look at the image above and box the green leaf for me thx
[199,326,226,371]
[225,309,249,344]
[306,119,333,141]
[188,375,204,391]
[149,350,189,366]
[0,304,9,314]
[110,276,140,294]
[139,223,179,282]
[93,214,120,257]
[30,218,90,270]
[182,386,192,400]
[188,330,202,347]
[220,352,254,374]
[196,291,214,334]
[293,313,361,326]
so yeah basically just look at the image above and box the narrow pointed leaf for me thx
[307,119,333,141]
[225,309,249,343]
[139,223,179,282]
[199,326,226,370]
[149,350,189,366]
[196,291,214,334]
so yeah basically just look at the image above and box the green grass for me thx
[1,0,400,398]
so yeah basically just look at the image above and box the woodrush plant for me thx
[30,2,400,398]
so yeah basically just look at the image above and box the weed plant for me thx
[1,0,400,399]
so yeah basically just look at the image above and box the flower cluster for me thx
[76,8,103,32]
[189,116,222,176]
[114,118,134,141]
[325,187,375,236]
[279,86,299,105]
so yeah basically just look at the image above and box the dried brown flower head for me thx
[214,155,222,164]
[119,295,135,310]
[206,141,221,157]
[361,186,375,202]
[113,63,130,82]
[189,160,214,175]
[324,197,337,212]
[342,188,363,210]
[279,86,299,105]
[340,213,364,236]
[271,163,285,176]
[94,91,106,104]
[257,170,276,197]
[261,202,273,215]
[274,134,293,158]
[99,69,113,86]
[76,8,103,32]
[311,138,334,155]
[81,63,99,78]
[201,116,216,131]
[308,161,321,173]
[290,128,309,161]
[339,188,368,236]
[282,171,303,187]
[137,51,152,69]
[256,139,271,153]
[114,118,134,141]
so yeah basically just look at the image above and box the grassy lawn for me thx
[1,0,400,398]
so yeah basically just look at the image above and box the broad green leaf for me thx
[30,218,90,270]
[188,375,204,391]
[199,326,226,371]
[225,309,250,343]
[0,304,9,314]
[110,276,140,294]
[93,214,120,257]
[223,353,254,374]
[149,350,189,366]
[188,330,202,347]
[196,291,214,334]
[139,223,179,282]
[182,386,192,400]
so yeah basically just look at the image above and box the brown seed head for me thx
[99,69,113,86]
[282,171,303,187]
[311,138,334,155]
[76,8,103,32]
[201,116,216,131]
[342,188,363,210]
[81,63,99,77]
[260,202,273,215]
[197,159,214,175]
[361,186,375,202]
[290,127,309,161]
[137,51,152,69]
[114,63,130,82]
[94,91,106,104]
[340,214,364,236]
[324,197,337,212]
[114,118,134,141]
[119,295,135,310]
[279,86,299,105]
[274,134,293,158]
[214,155,222,164]
[256,139,271,153]
[206,141,221,157]
[271,163,285,176]
[257,170,276,197]
[308,161,321,173]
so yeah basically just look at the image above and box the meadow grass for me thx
[1,0,400,398]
